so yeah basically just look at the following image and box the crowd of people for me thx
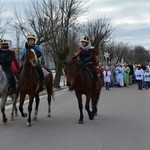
[1,34,149,93]
[101,62,150,91]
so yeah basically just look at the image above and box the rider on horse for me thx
[0,40,20,93]
[72,36,98,89]
[20,35,44,86]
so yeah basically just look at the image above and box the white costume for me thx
[135,68,144,80]
[103,70,111,83]
[115,66,124,86]
[143,71,150,82]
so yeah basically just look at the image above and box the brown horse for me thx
[64,61,103,124]
[18,43,53,127]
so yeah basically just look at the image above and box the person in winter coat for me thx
[19,35,44,86]
[0,40,20,93]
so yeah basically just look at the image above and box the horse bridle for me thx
[25,48,38,66]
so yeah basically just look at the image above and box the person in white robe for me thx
[103,66,111,90]
[115,64,124,87]
[135,64,144,90]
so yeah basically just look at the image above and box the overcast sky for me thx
[3,0,150,49]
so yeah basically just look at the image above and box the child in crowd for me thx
[103,66,111,90]
[143,67,150,89]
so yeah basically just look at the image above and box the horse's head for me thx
[63,60,77,87]
[25,42,38,66]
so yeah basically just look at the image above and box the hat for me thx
[80,36,90,43]
[27,35,36,40]
[0,39,9,46]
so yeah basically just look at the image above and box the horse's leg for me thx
[1,95,8,123]
[46,93,52,118]
[14,92,19,117]
[92,87,101,116]
[45,74,53,118]
[10,93,19,121]
[92,96,98,116]
[33,94,40,121]
[10,94,15,120]
[46,86,52,118]
[19,93,27,117]
[85,95,94,120]
[15,107,18,117]
[75,93,84,124]
[27,95,34,127]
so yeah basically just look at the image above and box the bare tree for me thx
[133,46,150,63]
[12,24,22,63]
[114,42,130,63]
[82,17,113,63]
[14,0,87,88]
[0,1,11,39]
[43,0,87,87]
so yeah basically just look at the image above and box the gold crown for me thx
[0,39,9,45]
[80,36,90,43]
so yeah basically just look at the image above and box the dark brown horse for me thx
[18,43,53,127]
[64,61,103,124]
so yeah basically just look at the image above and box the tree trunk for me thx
[53,62,63,88]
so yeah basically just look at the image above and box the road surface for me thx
[0,84,150,150]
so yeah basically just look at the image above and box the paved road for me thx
[0,84,150,150]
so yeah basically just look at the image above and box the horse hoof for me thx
[47,114,51,118]
[33,117,37,121]
[94,113,97,116]
[3,118,8,123]
[78,120,84,124]
[14,113,18,117]
[23,113,27,117]
[26,122,31,127]
[89,115,94,120]
[10,117,14,121]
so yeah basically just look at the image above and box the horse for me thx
[18,43,53,127]
[63,60,103,124]
[0,65,18,123]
